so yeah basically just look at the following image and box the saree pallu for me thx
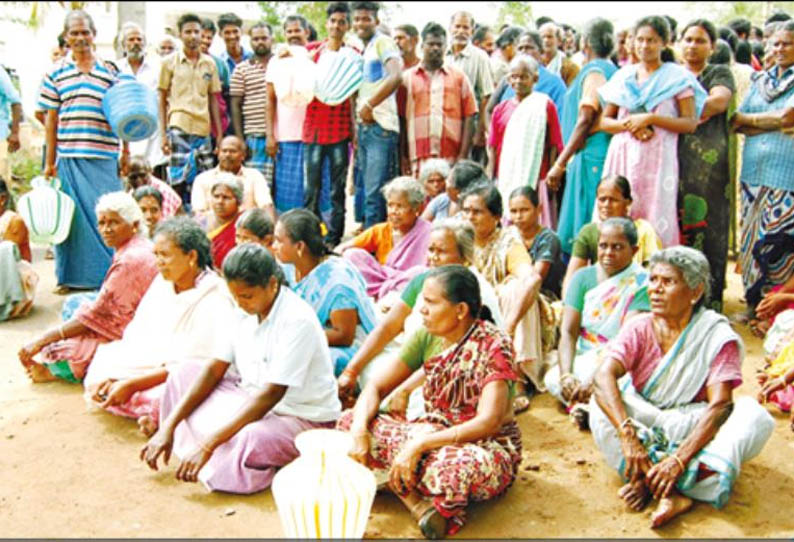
[55,157,123,289]
[338,320,522,535]
[345,219,432,300]
[558,59,617,255]
[591,309,774,508]
[739,184,794,308]
[294,257,378,375]
[208,218,238,270]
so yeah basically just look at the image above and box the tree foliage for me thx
[258,1,329,42]
[496,1,534,29]
[682,1,794,25]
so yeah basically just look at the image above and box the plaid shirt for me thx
[401,63,478,163]
[149,176,182,217]
[302,42,354,145]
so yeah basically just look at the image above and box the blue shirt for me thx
[499,65,566,121]
[0,66,21,140]
[220,47,253,79]
[738,67,794,191]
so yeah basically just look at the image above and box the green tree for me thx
[682,1,794,25]
[258,1,329,42]
[496,1,533,29]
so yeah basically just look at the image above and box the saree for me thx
[208,217,238,270]
[40,235,158,381]
[590,309,774,508]
[0,241,37,321]
[599,63,708,248]
[294,256,378,376]
[557,59,618,255]
[345,218,432,300]
[83,271,235,422]
[760,330,794,412]
[545,263,649,403]
[338,320,522,536]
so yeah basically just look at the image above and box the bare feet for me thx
[53,284,71,295]
[26,363,57,383]
[513,395,531,414]
[650,492,693,528]
[618,479,650,511]
[137,415,158,437]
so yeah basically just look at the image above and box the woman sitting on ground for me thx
[562,174,661,297]
[545,218,651,427]
[273,209,377,376]
[590,246,774,528]
[18,192,158,383]
[339,176,432,300]
[757,314,794,428]
[133,186,164,239]
[461,183,547,411]
[205,174,243,269]
[140,244,341,494]
[82,217,236,436]
[0,177,38,321]
[234,208,274,249]
[421,160,488,223]
[337,218,503,408]
[341,265,521,539]
[418,158,450,205]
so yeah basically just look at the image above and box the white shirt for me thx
[118,55,166,166]
[213,287,341,423]
[191,166,273,218]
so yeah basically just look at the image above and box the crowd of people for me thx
[3,2,794,538]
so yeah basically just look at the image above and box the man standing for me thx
[445,11,493,164]
[351,1,402,228]
[301,3,357,246]
[217,13,253,74]
[191,135,274,222]
[200,18,232,140]
[0,64,21,183]
[539,22,579,86]
[158,13,222,207]
[400,23,477,177]
[393,24,420,70]
[473,24,495,56]
[265,15,311,214]
[38,10,129,292]
[230,22,274,190]
[117,23,168,181]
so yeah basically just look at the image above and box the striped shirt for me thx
[229,58,269,135]
[37,57,121,160]
[445,42,494,103]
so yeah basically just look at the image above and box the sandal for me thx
[410,501,447,540]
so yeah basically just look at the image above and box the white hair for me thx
[158,35,182,50]
[509,54,539,75]
[120,22,145,46]
[95,191,145,235]
[419,159,451,184]
[382,176,426,210]
[211,173,244,204]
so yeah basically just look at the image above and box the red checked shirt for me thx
[302,42,356,145]
[400,62,478,163]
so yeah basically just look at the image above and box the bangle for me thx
[452,426,460,445]
[670,453,686,473]
[553,161,566,172]
[342,367,359,380]
[619,417,633,430]
[200,441,213,454]
[362,101,373,111]
[58,325,66,340]
[750,115,758,128]
[560,372,574,381]
[778,376,788,388]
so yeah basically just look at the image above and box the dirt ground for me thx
[2,249,794,538]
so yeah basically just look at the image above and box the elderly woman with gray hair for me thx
[205,174,244,269]
[339,176,432,300]
[18,192,158,383]
[590,246,774,528]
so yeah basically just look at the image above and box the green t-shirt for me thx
[563,266,650,313]
[399,327,445,370]
[400,271,430,308]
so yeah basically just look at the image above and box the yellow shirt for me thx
[158,50,221,137]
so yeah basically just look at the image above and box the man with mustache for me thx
[265,15,312,214]
[38,10,130,293]
[230,22,275,192]
[445,11,494,165]
[158,12,223,208]
[399,22,477,178]
[117,23,168,181]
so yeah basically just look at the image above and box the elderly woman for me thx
[0,178,38,320]
[204,174,244,269]
[488,55,563,229]
[337,218,504,406]
[548,18,620,256]
[340,176,432,300]
[18,192,158,383]
[545,218,651,427]
[731,20,794,335]
[461,184,548,407]
[133,186,164,239]
[598,15,706,248]
[83,217,236,436]
[418,158,450,203]
[562,175,662,296]
[758,330,794,428]
[141,244,341,494]
[421,159,487,223]
[590,246,774,528]
[340,265,521,539]
[273,209,377,376]
[678,19,736,313]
